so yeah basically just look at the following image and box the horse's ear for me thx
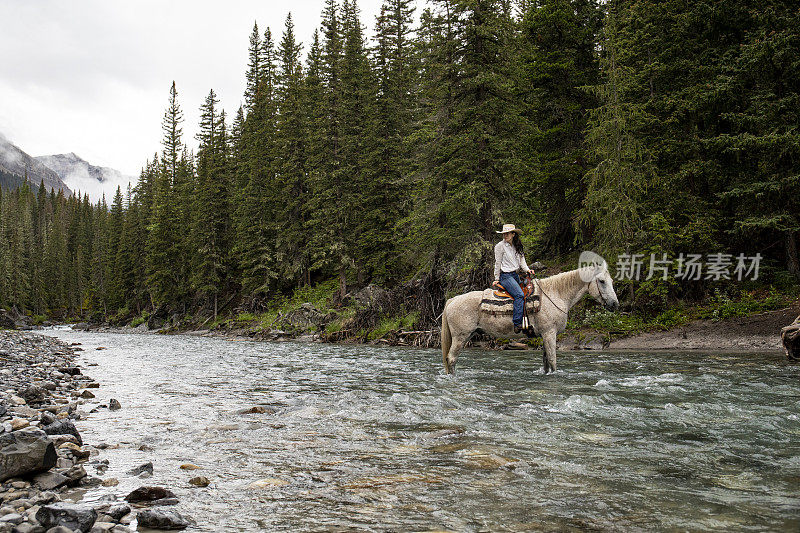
[578,251,607,282]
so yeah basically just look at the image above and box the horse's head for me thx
[579,255,620,312]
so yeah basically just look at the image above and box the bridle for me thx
[593,277,611,309]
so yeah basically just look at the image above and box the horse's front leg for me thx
[542,329,557,374]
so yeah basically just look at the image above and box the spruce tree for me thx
[275,13,312,287]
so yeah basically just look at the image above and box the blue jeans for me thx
[499,271,525,326]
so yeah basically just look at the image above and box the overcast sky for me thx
[0,0,387,199]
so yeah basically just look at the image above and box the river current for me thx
[46,329,799,532]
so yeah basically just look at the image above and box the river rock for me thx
[188,476,210,487]
[127,462,153,477]
[79,390,95,399]
[124,486,176,504]
[0,429,57,481]
[22,385,48,405]
[42,420,83,446]
[0,513,23,525]
[97,503,130,523]
[781,315,800,361]
[59,442,90,460]
[108,399,121,411]
[61,465,88,486]
[136,509,195,530]
[39,411,57,426]
[32,471,70,490]
[9,418,30,431]
[36,502,97,532]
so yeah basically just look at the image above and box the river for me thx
[45,329,799,532]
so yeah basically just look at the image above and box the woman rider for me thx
[493,224,531,333]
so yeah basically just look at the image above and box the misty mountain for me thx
[0,132,72,195]
[36,152,134,199]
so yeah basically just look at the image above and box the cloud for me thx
[0,0,387,179]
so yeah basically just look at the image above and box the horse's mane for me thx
[537,267,590,294]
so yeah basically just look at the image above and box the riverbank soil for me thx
[607,302,800,351]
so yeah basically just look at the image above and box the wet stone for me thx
[41,421,82,446]
[136,509,195,530]
[32,472,69,491]
[124,487,176,504]
[0,430,57,482]
[188,476,209,487]
[126,462,153,478]
[36,502,97,533]
[0,513,23,524]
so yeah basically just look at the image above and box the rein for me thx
[534,279,567,315]
[535,277,607,315]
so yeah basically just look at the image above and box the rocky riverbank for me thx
[0,330,195,532]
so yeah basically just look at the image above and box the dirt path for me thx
[607,303,800,352]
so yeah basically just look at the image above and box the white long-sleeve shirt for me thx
[494,240,531,281]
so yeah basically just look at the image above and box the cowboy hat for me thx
[495,223,522,234]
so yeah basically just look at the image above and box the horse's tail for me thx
[441,302,453,374]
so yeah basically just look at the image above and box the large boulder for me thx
[345,284,389,308]
[0,309,15,329]
[0,429,57,481]
[781,315,800,361]
[283,303,328,329]
[35,502,97,533]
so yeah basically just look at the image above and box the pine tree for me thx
[412,0,523,285]
[244,22,263,113]
[576,0,652,251]
[193,89,230,317]
[233,25,280,298]
[275,13,312,287]
[362,0,418,284]
[517,0,603,252]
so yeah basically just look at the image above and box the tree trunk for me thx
[787,230,800,279]
[214,293,218,321]
[339,266,347,302]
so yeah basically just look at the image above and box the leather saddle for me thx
[492,281,533,300]
[492,274,541,313]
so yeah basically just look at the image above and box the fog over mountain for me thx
[0,131,71,194]
[36,152,134,202]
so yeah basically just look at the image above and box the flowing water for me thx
[46,329,799,532]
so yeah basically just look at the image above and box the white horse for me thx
[441,264,619,374]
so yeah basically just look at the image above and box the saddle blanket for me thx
[479,288,539,316]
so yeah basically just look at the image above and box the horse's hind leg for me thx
[445,334,468,374]
[542,330,557,374]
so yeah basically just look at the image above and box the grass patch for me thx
[366,312,419,341]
